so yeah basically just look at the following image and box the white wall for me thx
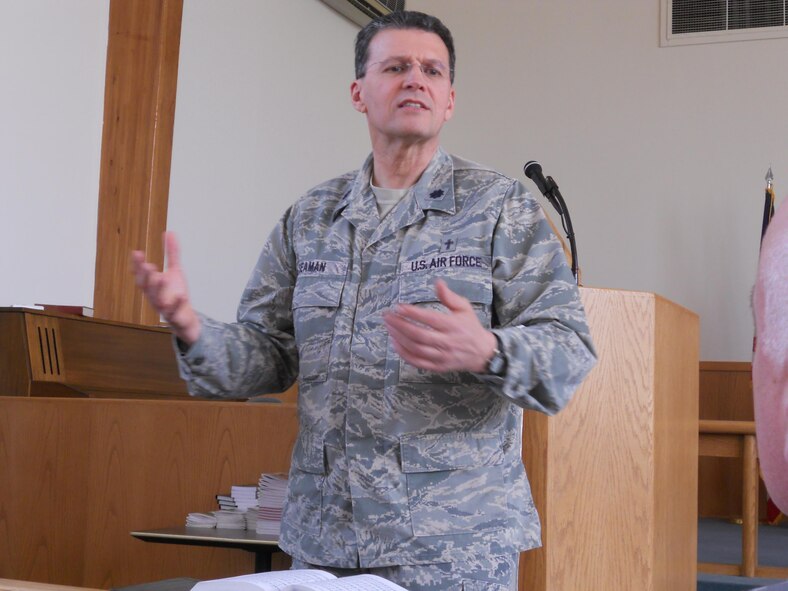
[0,2,107,308]
[3,0,785,361]
[167,0,369,321]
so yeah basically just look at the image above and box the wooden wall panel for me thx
[0,398,298,589]
[699,362,754,421]
[93,0,183,325]
[0,400,91,584]
[0,314,31,396]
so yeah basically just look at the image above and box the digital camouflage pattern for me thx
[177,147,597,568]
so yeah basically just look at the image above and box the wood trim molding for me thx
[93,0,184,325]
[700,361,752,372]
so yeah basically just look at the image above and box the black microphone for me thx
[522,159,578,282]
[524,160,562,213]
[523,160,550,198]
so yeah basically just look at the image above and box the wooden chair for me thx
[698,420,788,579]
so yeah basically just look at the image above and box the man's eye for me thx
[425,68,443,78]
[385,64,406,74]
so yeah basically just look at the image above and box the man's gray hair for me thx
[354,10,455,84]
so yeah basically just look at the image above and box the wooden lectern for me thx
[520,288,699,591]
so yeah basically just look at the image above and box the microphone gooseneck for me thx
[523,160,579,282]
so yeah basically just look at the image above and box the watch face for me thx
[488,351,505,376]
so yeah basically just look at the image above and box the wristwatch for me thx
[486,334,507,377]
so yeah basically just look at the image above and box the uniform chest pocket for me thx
[397,269,493,384]
[400,432,507,537]
[292,275,344,382]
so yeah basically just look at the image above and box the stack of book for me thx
[231,484,258,512]
[215,493,238,511]
[204,483,258,530]
[214,509,246,529]
[184,475,287,532]
[256,473,288,536]
[185,512,218,528]
[244,507,259,531]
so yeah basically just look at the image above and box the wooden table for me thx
[0,580,103,591]
[131,528,281,573]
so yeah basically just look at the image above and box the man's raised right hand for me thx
[131,232,201,346]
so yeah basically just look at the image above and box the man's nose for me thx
[403,64,427,88]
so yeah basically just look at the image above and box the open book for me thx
[191,569,408,591]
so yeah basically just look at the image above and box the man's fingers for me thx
[150,274,185,315]
[389,303,453,332]
[390,282,472,330]
[164,231,181,271]
[393,339,445,372]
[131,251,147,282]
[434,279,472,313]
[388,329,444,371]
[161,292,187,323]
[133,261,157,291]
[130,233,198,344]
[384,312,453,372]
[384,310,441,345]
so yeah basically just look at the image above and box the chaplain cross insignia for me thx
[429,189,444,199]
[440,237,457,253]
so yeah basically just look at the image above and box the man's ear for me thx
[444,87,456,122]
[350,80,367,114]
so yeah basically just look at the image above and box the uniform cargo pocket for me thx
[292,275,344,382]
[283,428,325,535]
[400,432,507,536]
[397,269,492,384]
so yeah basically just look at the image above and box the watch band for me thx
[486,334,507,376]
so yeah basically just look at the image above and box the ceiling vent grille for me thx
[661,0,788,45]
[320,0,405,28]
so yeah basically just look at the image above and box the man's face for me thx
[351,28,455,148]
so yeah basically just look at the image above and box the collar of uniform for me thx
[332,154,377,221]
[332,153,376,223]
[331,148,456,220]
[412,147,455,215]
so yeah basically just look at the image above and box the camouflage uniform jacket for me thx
[177,147,597,568]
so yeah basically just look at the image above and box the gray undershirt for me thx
[370,181,411,219]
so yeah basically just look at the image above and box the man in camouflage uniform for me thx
[133,10,596,591]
